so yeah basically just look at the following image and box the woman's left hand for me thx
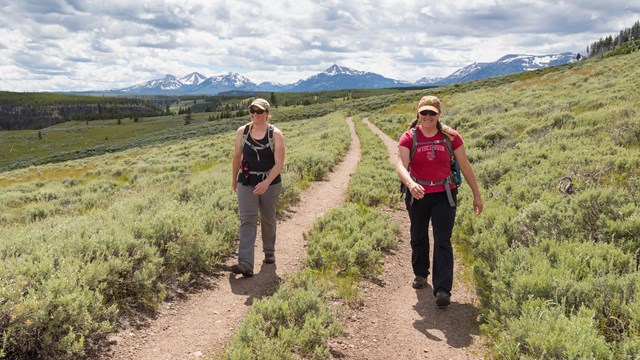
[473,197,484,215]
[253,181,270,195]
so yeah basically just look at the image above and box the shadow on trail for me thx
[412,286,480,348]
[228,262,283,306]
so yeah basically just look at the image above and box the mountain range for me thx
[111,53,577,95]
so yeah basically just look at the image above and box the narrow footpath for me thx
[328,119,485,359]
[103,117,360,359]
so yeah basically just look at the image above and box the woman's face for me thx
[250,106,268,119]
[418,109,440,126]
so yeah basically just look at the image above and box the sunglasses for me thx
[250,108,266,114]
[419,110,438,116]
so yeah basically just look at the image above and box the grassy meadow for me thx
[0,109,350,358]
[367,51,640,358]
[1,49,640,359]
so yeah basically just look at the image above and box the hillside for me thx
[0,103,337,172]
[366,50,640,358]
[0,50,638,359]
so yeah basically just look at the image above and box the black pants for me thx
[405,188,457,295]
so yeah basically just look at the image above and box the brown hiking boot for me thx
[435,290,451,307]
[231,263,253,277]
[264,253,275,264]
[412,276,427,289]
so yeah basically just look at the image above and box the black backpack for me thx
[241,123,274,161]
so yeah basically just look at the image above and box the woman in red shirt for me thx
[396,95,483,307]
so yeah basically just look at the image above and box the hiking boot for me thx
[231,263,253,277]
[264,253,276,264]
[435,290,451,307]
[412,276,427,289]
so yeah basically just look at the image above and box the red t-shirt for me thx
[398,126,463,194]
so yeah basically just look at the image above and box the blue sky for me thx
[0,0,638,92]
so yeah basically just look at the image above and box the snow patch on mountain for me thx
[121,74,183,93]
[324,64,365,76]
[178,72,207,85]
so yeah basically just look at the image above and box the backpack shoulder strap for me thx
[241,123,251,145]
[407,127,418,170]
[410,127,418,158]
[442,134,455,162]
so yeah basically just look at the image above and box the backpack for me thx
[403,126,462,207]
[242,123,274,161]
[240,123,275,181]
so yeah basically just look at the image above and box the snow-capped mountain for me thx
[116,72,258,95]
[324,64,365,76]
[189,72,259,94]
[120,74,184,94]
[288,64,411,92]
[435,53,576,85]
[109,53,576,95]
[178,72,208,86]
[414,76,444,86]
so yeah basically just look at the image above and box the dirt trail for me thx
[103,117,484,360]
[104,117,360,359]
[328,119,484,359]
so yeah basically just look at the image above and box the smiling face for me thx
[416,95,441,133]
[418,108,440,129]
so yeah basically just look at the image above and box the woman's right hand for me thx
[408,182,424,199]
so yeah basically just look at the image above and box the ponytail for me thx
[408,115,418,129]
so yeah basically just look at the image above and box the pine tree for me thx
[184,108,192,125]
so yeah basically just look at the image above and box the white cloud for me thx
[0,0,638,91]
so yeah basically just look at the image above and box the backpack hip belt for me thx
[237,170,271,182]
[411,175,457,207]
[249,170,270,180]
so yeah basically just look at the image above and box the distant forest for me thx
[587,20,640,58]
[0,88,410,131]
[0,92,165,131]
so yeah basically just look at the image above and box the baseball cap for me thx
[249,98,270,112]
[417,96,440,114]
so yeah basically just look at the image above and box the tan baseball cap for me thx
[249,98,270,112]
[417,95,441,114]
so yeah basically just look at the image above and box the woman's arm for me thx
[231,127,244,192]
[396,146,425,200]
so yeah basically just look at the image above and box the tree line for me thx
[0,92,165,130]
[587,20,640,58]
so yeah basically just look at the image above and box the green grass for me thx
[2,49,640,359]
[0,112,351,358]
[0,113,228,171]
[372,50,640,359]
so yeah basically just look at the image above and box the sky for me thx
[0,0,639,92]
